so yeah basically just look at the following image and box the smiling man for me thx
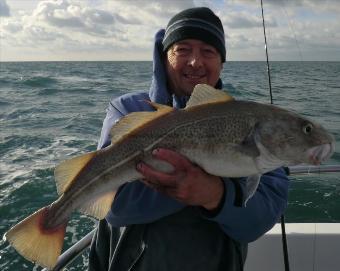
[88,7,289,271]
[165,39,223,96]
[162,7,225,96]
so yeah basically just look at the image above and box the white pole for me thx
[288,165,340,175]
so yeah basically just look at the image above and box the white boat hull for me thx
[245,223,340,271]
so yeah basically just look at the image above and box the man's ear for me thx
[219,61,224,71]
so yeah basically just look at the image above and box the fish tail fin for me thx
[3,207,67,269]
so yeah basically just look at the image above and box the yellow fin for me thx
[146,100,174,111]
[110,102,174,145]
[54,152,96,195]
[185,84,234,109]
[4,207,67,269]
[79,191,116,219]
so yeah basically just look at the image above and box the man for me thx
[88,7,289,271]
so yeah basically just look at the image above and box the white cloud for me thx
[31,0,115,32]
[221,11,277,29]
[1,0,123,55]
[0,0,339,61]
[234,0,340,14]
[1,20,22,32]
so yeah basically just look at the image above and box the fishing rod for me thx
[260,0,289,270]
[261,0,273,105]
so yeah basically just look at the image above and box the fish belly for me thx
[180,147,260,177]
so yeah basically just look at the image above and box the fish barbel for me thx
[4,84,335,269]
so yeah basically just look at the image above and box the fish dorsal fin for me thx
[79,191,116,219]
[54,152,96,195]
[185,84,234,109]
[110,102,174,145]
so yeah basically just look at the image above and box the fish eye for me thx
[303,123,313,135]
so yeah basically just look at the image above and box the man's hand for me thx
[136,148,225,211]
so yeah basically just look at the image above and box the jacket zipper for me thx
[127,241,147,271]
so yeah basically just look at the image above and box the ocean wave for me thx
[21,76,58,88]
[0,100,11,107]
[5,107,49,120]
[0,78,12,86]
[37,88,60,95]
[0,135,51,156]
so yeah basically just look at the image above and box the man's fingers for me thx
[136,148,194,191]
[152,148,192,170]
[137,162,177,187]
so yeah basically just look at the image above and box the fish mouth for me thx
[308,142,335,165]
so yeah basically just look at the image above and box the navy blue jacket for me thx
[98,29,289,243]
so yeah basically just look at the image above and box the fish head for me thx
[256,112,335,166]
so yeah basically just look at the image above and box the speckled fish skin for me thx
[50,98,335,226]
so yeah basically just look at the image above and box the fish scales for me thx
[48,101,256,225]
[26,100,334,228]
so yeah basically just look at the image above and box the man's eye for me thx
[175,47,190,55]
[203,48,218,57]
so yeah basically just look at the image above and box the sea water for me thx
[0,61,339,270]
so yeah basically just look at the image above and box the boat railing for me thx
[43,164,340,271]
[42,229,96,271]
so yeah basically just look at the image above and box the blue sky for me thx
[0,0,339,61]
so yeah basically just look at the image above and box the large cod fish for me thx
[4,84,335,269]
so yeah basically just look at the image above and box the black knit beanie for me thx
[162,7,226,62]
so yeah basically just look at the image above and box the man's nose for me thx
[188,51,203,68]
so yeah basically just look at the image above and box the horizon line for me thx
[1,60,339,63]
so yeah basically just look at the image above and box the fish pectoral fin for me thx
[54,151,96,195]
[110,104,174,145]
[4,207,67,269]
[79,190,116,219]
[244,174,262,206]
[227,140,259,161]
[184,84,234,109]
[237,142,260,158]
[238,123,261,157]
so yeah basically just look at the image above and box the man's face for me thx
[165,39,223,96]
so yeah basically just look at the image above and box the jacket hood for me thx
[149,29,171,105]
